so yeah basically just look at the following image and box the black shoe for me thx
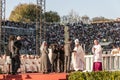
[8,72,11,74]
[12,72,16,75]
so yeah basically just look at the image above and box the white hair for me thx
[74,39,79,45]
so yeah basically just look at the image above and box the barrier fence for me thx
[0,54,120,73]
[85,54,120,72]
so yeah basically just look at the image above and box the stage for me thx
[0,73,67,80]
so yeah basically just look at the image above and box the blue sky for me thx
[6,0,120,19]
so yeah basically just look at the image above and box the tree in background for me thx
[9,3,40,23]
[44,11,60,22]
[9,3,60,23]
[81,15,90,24]
[61,10,81,24]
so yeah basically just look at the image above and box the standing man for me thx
[8,35,15,74]
[58,45,64,72]
[71,39,85,71]
[52,44,59,72]
[12,36,22,75]
[64,39,71,73]
[92,39,102,71]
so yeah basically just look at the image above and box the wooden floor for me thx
[0,73,67,80]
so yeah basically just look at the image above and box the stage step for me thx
[0,73,67,80]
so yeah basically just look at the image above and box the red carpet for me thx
[0,73,67,80]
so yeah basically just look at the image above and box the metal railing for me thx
[85,54,120,72]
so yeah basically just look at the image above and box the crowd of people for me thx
[46,23,64,45]
[2,21,65,54]
[68,21,120,54]
[0,38,83,74]
[0,38,107,74]
[0,53,41,74]
[0,20,120,74]
[1,21,120,54]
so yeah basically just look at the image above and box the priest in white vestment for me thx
[71,39,85,71]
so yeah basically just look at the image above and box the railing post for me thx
[85,54,120,72]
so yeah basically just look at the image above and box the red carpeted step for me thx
[0,73,67,80]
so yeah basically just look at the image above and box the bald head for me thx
[17,36,21,40]
[94,40,99,45]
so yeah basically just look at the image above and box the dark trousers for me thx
[11,55,20,74]
[59,59,64,72]
[51,54,58,72]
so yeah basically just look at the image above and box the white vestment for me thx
[71,45,85,71]
[92,44,102,62]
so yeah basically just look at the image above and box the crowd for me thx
[68,21,120,54]
[0,54,41,74]
[0,20,120,74]
[0,38,111,74]
[46,23,64,45]
[0,38,85,74]
[2,21,65,54]
[1,20,120,54]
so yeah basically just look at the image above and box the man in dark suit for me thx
[52,44,59,72]
[12,36,22,75]
[59,45,65,72]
